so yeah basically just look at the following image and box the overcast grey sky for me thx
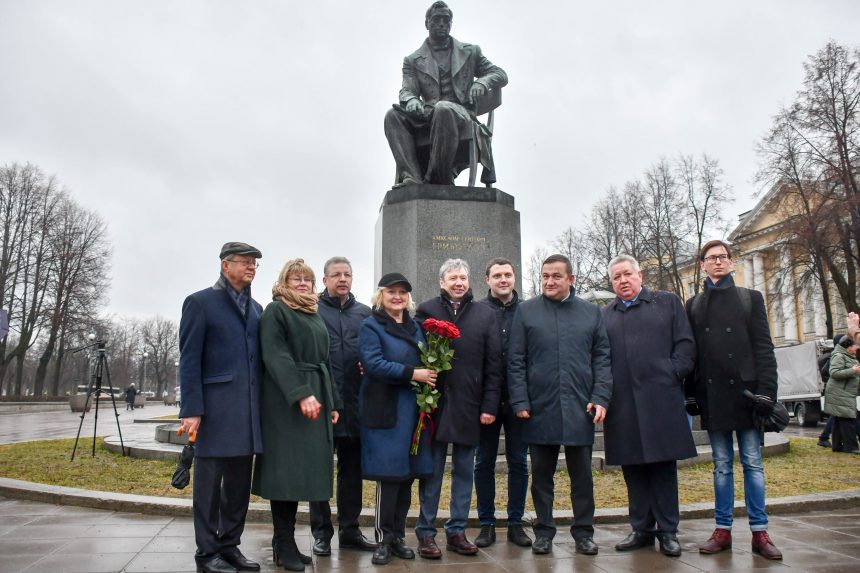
[1,0,858,321]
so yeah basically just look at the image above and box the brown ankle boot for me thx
[699,528,732,554]
[751,531,782,560]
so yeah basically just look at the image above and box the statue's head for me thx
[425,1,452,42]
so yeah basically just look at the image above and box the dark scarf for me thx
[372,308,419,347]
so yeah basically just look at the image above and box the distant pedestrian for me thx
[124,383,137,411]
[823,335,860,454]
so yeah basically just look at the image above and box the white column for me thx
[812,282,827,336]
[780,247,798,341]
[752,253,767,303]
[743,258,754,289]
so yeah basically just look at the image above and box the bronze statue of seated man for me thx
[384,1,508,187]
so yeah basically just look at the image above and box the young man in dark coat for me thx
[508,253,612,556]
[308,257,375,556]
[414,258,503,559]
[684,239,782,560]
[601,255,696,557]
[474,258,531,548]
[179,242,264,573]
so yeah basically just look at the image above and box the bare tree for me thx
[141,316,179,396]
[33,198,110,395]
[524,246,549,299]
[679,154,734,294]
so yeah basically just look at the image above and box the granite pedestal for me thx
[374,184,522,304]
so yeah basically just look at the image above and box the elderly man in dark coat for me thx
[413,258,502,559]
[601,255,696,557]
[179,242,264,573]
[684,240,782,560]
[508,253,612,556]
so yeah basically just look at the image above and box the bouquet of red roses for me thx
[410,317,461,455]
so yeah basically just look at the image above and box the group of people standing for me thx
[179,238,786,573]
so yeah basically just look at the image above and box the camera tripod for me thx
[71,339,127,460]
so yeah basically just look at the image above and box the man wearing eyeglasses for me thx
[179,242,264,573]
[684,240,782,560]
[308,257,375,556]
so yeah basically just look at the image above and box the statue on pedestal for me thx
[384,1,508,187]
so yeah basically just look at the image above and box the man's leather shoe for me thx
[475,524,496,547]
[575,537,598,555]
[699,528,731,554]
[818,438,831,448]
[531,536,552,554]
[339,532,377,551]
[389,538,415,559]
[196,555,237,573]
[220,548,260,571]
[312,538,331,556]
[658,533,682,557]
[507,524,532,547]
[371,543,391,565]
[751,531,782,560]
[446,533,478,555]
[615,531,655,551]
[417,536,442,559]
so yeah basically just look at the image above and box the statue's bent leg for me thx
[426,102,469,186]
[384,108,423,185]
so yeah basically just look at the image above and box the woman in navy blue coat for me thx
[358,273,437,565]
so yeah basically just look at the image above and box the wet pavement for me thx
[1,496,859,573]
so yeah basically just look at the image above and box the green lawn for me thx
[0,438,857,510]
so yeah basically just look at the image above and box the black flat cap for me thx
[378,272,412,292]
[220,242,262,260]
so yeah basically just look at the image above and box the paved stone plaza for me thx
[1,497,859,573]
[1,406,859,571]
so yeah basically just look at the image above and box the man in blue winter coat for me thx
[508,253,612,557]
[179,242,264,573]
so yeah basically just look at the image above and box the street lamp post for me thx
[142,351,149,396]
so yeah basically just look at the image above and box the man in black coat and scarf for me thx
[508,253,612,556]
[308,257,375,556]
[413,258,503,559]
[684,240,782,560]
[601,255,696,557]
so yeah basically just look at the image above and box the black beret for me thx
[219,242,262,260]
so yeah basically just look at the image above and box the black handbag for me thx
[743,390,789,433]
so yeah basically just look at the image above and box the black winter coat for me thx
[479,290,519,404]
[415,290,503,446]
[318,290,371,439]
[508,293,613,446]
[602,287,697,465]
[684,275,778,431]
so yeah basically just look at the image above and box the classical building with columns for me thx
[677,182,847,346]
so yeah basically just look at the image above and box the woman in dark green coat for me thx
[252,258,342,571]
[824,335,860,454]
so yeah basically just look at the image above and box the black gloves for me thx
[754,394,776,416]
[685,397,700,417]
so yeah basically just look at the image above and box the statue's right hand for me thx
[405,99,423,115]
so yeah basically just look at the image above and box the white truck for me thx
[775,341,823,427]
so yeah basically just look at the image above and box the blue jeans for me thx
[474,404,529,525]
[415,441,476,538]
[708,428,768,531]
